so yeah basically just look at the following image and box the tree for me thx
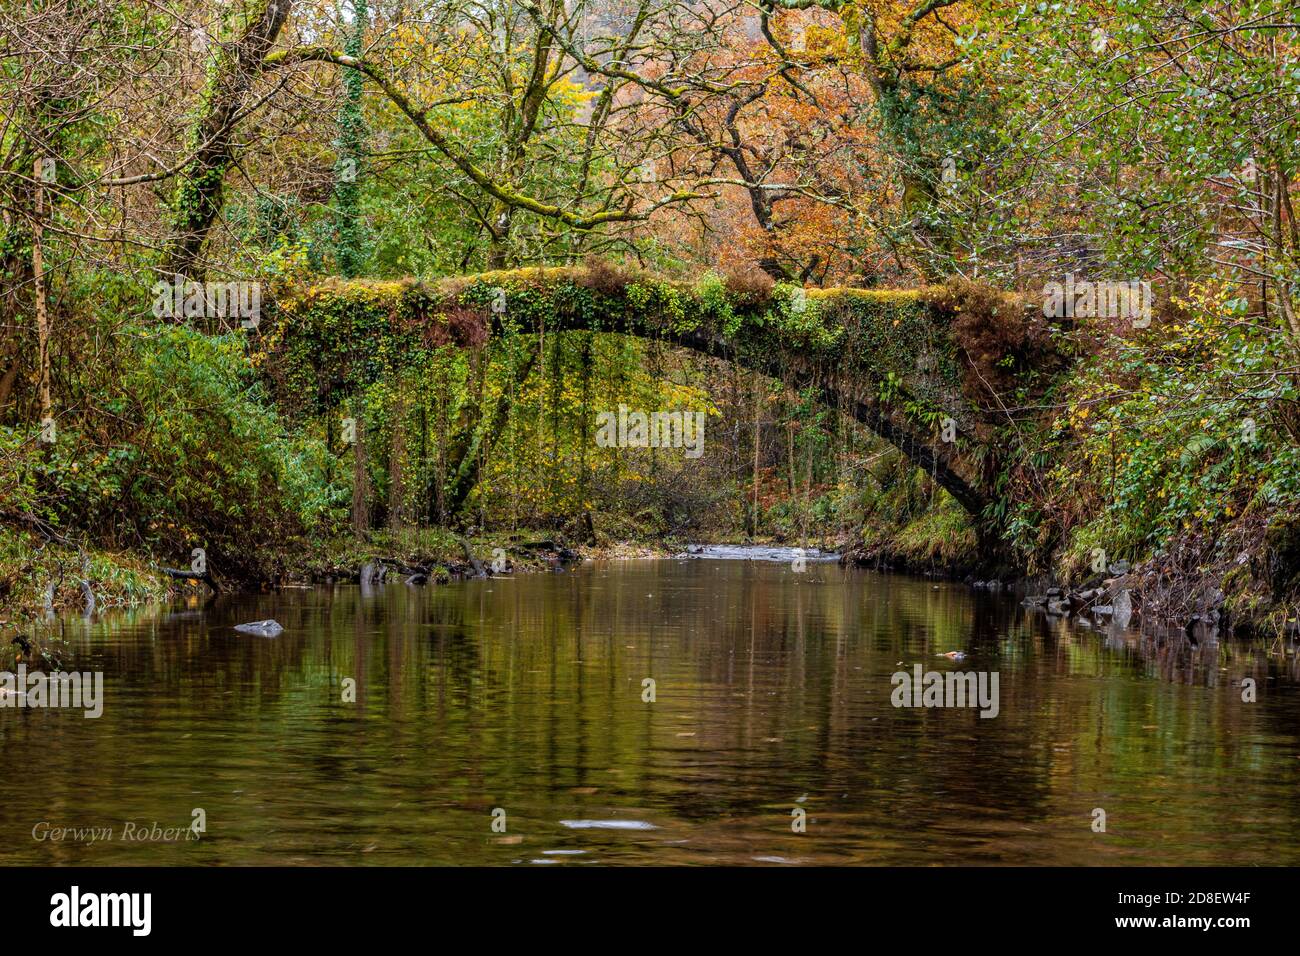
[333,0,369,278]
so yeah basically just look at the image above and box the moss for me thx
[809,287,924,305]
[1265,514,1300,600]
[268,268,980,421]
[850,496,980,574]
[1220,562,1260,616]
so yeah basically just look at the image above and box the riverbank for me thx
[2,517,1295,640]
[0,526,171,628]
[0,523,678,627]
[845,529,1297,640]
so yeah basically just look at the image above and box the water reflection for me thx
[1,559,1297,865]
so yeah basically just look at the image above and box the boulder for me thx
[234,619,283,637]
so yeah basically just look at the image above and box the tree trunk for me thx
[750,374,761,537]
[165,0,292,278]
[33,159,52,430]
[388,386,407,534]
[351,400,369,534]
[333,0,367,278]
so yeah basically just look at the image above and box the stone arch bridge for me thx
[261,265,1052,532]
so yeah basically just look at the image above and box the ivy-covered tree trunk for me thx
[333,0,368,278]
[165,0,291,279]
[433,360,450,524]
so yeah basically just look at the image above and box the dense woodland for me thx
[2,0,1299,632]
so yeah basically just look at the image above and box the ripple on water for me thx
[559,820,658,830]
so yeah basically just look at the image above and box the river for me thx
[2,553,1298,865]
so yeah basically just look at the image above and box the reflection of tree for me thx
[9,566,1298,865]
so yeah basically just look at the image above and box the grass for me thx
[854,496,980,573]
[0,526,170,626]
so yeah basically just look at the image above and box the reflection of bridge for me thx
[267,266,1048,529]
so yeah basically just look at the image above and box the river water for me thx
[2,554,1298,865]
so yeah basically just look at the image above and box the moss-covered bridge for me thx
[262,265,1053,527]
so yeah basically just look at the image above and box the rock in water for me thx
[234,619,283,637]
[1111,589,1133,628]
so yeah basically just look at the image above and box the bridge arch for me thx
[262,265,1048,528]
